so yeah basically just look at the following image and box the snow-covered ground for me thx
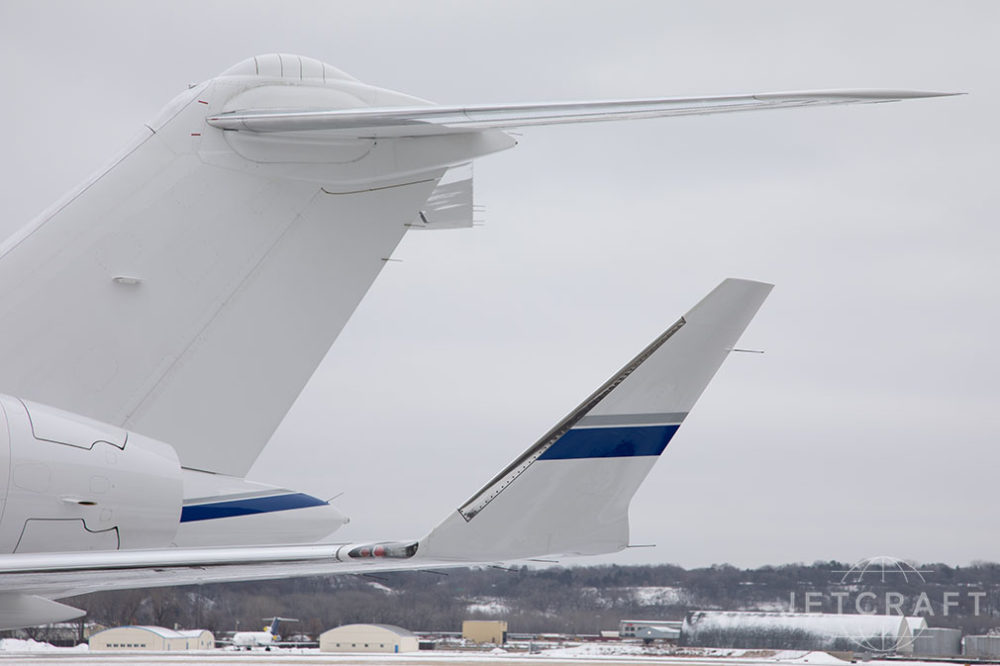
[0,637,87,652]
[537,645,847,662]
[0,640,968,666]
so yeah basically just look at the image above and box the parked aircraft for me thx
[0,54,951,629]
[228,617,299,650]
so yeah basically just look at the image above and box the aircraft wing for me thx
[206,90,956,136]
[0,542,430,599]
[0,542,441,628]
[0,277,771,629]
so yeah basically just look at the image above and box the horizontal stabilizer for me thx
[207,90,957,136]
[420,278,773,561]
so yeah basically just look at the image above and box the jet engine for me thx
[0,395,182,553]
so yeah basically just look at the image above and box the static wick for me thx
[728,348,764,354]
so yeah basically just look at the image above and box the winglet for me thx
[419,278,773,562]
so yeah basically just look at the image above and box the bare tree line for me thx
[5,561,999,640]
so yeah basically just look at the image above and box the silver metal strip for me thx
[576,412,687,427]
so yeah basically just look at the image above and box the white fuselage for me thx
[0,393,348,554]
[232,631,275,648]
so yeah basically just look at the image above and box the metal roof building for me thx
[913,627,962,657]
[462,620,508,644]
[682,611,915,653]
[319,624,418,653]
[89,626,214,651]
[963,635,1000,658]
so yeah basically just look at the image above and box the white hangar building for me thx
[89,626,214,651]
[683,611,916,653]
[320,624,418,653]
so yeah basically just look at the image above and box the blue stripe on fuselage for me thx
[180,493,328,523]
[538,424,680,460]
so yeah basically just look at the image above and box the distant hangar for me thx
[89,626,214,651]
[320,624,418,653]
[683,611,917,653]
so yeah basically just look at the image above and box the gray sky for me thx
[1,1,996,568]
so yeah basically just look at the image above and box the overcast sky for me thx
[0,1,996,569]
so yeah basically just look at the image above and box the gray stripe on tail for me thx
[576,412,688,427]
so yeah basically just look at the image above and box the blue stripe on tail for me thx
[538,424,679,460]
[180,493,327,523]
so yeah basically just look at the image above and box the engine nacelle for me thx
[0,395,182,553]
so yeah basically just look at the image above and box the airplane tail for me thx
[419,278,772,562]
[263,616,297,635]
